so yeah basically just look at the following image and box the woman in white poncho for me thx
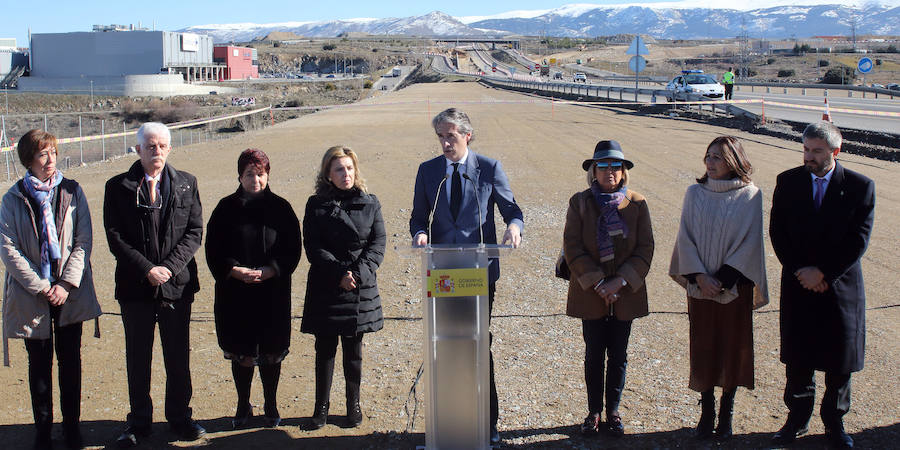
[669,136,769,442]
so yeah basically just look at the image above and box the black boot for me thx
[716,388,736,441]
[346,389,363,428]
[259,363,282,427]
[231,362,254,429]
[696,389,715,439]
[311,402,329,429]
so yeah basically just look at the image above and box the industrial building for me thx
[214,45,259,80]
[1,39,29,89]
[18,28,239,96]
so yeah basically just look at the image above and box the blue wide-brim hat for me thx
[582,140,635,171]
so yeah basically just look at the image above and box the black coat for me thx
[104,161,202,302]
[301,189,386,336]
[205,187,302,357]
[770,163,875,373]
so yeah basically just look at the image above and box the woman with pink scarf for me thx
[1,130,101,450]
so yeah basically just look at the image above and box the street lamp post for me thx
[90,80,94,111]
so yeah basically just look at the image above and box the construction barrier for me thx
[0,106,272,154]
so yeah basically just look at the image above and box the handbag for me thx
[555,248,570,280]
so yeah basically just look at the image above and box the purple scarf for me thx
[22,170,63,280]
[590,181,628,262]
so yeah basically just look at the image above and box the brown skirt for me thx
[687,283,755,392]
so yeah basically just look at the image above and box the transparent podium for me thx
[400,244,512,450]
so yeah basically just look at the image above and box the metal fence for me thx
[1,106,272,181]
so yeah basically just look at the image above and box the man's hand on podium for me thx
[502,223,522,248]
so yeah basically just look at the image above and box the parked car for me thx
[574,73,587,82]
[665,70,725,101]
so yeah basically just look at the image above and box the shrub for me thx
[886,45,898,53]
[119,99,198,124]
[777,69,796,77]
[324,83,335,91]
[322,43,336,51]
[822,65,856,84]
[875,59,882,66]
[818,59,830,67]
[767,58,776,65]
[371,48,378,53]
[363,80,373,88]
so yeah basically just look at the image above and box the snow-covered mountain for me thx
[181,4,900,42]
[467,3,900,38]
[184,11,487,43]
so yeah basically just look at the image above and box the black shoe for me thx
[580,412,600,435]
[310,402,329,429]
[170,421,206,441]
[116,424,151,449]
[264,406,281,428]
[233,403,252,429]
[490,425,500,444]
[346,403,363,428]
[824,426,854,449]
[771,422,809,446]
[606,414,625,437]
[63,424,84,449]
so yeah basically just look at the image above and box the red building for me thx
[213,45,258,80]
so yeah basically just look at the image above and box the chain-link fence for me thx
[1,106,273,181]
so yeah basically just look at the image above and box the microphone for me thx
[461,173,484,245]
[426,174,450,245]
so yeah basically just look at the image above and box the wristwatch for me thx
[619,277,627,287]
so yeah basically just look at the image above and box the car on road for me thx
[665,70,725,101]
[574,73,587,82]
[887,83,900,91]
[554,72,564,80]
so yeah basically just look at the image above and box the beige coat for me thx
[1,179,101,366]
[564,189,654,320]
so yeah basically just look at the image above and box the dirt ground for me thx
[0,81,897,449]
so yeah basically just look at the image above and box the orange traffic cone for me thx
[822,97,832,122]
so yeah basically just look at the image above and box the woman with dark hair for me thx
[669,136,769,441]
[1,129,101,449]
[564,140,654,437]
[302,145,386,429]
[205,148,302,429]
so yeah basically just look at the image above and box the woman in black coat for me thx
[302,145,386,429]
[205,149,302,429]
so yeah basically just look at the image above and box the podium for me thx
[401,244,512,450]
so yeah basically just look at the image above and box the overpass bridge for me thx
[433,37,520,50]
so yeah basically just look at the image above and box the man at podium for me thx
[410,108,524,444]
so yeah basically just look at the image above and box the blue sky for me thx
[3,0,884,47]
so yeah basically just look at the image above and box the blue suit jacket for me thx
[410,151,524,282]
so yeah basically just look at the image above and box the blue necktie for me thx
[814,177,826,209]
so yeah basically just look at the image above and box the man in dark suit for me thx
[410,108,524,444]
[104,122,205,447]
[769,121,875,449]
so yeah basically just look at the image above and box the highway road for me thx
[431,51,900,134]
[369,65,415,97]
[732,91,900,134]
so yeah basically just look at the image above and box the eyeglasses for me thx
[135,177,162,210]
[595,161,623,170]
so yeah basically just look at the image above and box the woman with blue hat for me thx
[563,140,655,437]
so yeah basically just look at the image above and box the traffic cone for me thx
[822,98,832,122]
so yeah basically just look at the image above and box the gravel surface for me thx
[0,81,897,449]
